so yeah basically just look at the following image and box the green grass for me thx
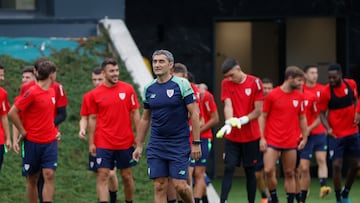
[211,177,360,203]
[0,33,153,202]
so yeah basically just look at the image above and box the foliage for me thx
[0,34,152,202]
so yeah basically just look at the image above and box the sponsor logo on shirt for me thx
[118,93,126,100]
[167,89,174,98]
[245,88,252,96]
[150,94,156,99]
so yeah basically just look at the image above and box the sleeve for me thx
[204,92,217,113]
[87,91,98,115]
[318,87,330,111]
[0,91,10,115]
[55,84,68,108]
[220,80,229,102]
[128,86,140,110]
[262,92,273,113]
[254,78,264,101]
[80,93,90,116]
[14,89,34,111]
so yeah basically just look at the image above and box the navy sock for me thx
[286,193,295,203]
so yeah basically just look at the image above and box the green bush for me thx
[0,35,152,202]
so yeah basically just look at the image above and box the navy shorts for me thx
[22,139,58,176]
[223,138,260,168]
[299,133,327,160]
[190,138,211,167]
[332,133,360,160]
[0,144,5,171]
[96,146,137,170]
[255,152,264,172]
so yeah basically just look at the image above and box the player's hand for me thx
[17,133,26,145]
[13,143,20,154]
[132,146,143,162]
[89,144,96,157]
[216,123,232,138]
[259,137,267,152]
[56,132,61,141]
[227,117,241,128]
[298,138,307,150]
[239,116,250,125]
[5,139,11,152]
[78,129,86,140]
[191,144,202,160]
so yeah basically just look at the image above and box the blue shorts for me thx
[332,133,360,160]
[88,154,97,172]
[223,138,260,168]
[96,146,137,170]
[190,138,211,167]
[146,136,191,180]
[22,139,58,176]
[299,133,327,160]
[0,145,5,171]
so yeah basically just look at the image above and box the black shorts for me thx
[223,138,260,168]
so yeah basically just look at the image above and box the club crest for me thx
[316,91,321,98]
[96,158,102,165]
[90,161,94,168]
[245,88,252,96]
[292,100,299,107]
[304,100,309,106]
[51,97,56,104]
[24,164,30,171]
[167,89,174,98]
[344,88,348,95]
[118,93,126,100]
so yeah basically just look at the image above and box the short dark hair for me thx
[34,57,47,71]
[173,63,188,74]
[303,65,318,73]
[222,58,239,74]
[101,58,117,70]
[92,67,102,75]
[36,60,56,81]
[328,63,342,72]
[22,66,34,74]
[262,77,273,84]
[284,66,304,79]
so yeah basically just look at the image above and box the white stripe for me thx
[59,85,64,96]
[207,183,220,203]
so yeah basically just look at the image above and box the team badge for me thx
[292,100,299,107]
[90,161,94,168]
[304,100,308,106]
[344,88,348,95]
[316,91,321,98]
[245,88,252,96]
[167,89,174,98]
[24,164,30,171]
[51,97,56,104]
[96,158,102,165]
[118,93,126,100]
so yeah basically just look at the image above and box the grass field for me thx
[211,176,360,203]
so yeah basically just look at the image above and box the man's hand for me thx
[89,144,96,157]
[78,129,86,140]
[216,123,232,138]
[239,116,250,125]
[132,146,143,162]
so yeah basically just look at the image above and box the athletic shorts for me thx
[299,133,327,160]
[223,138,260,168]
[96,146,136,170]
[190,138,211,167]
[22,139,58,176]
[255,152,264,172]
[88,154,97,172]
[0,144,5,171]
[332,133,360,160]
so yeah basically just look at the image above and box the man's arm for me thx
[223,98,233,120]
[88,114,96,156]
[298,114,309,150]
[78,116,88,140]
[258,112,267,152]
[1,114,11,152]
[131,108,141,137]
[200,111,219,134]
[320,110,334,137]
[246,100,263,121]
[187,102,202,160]
[54,106,67,126]
[8,106,26,154]
[133,109,151,161]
